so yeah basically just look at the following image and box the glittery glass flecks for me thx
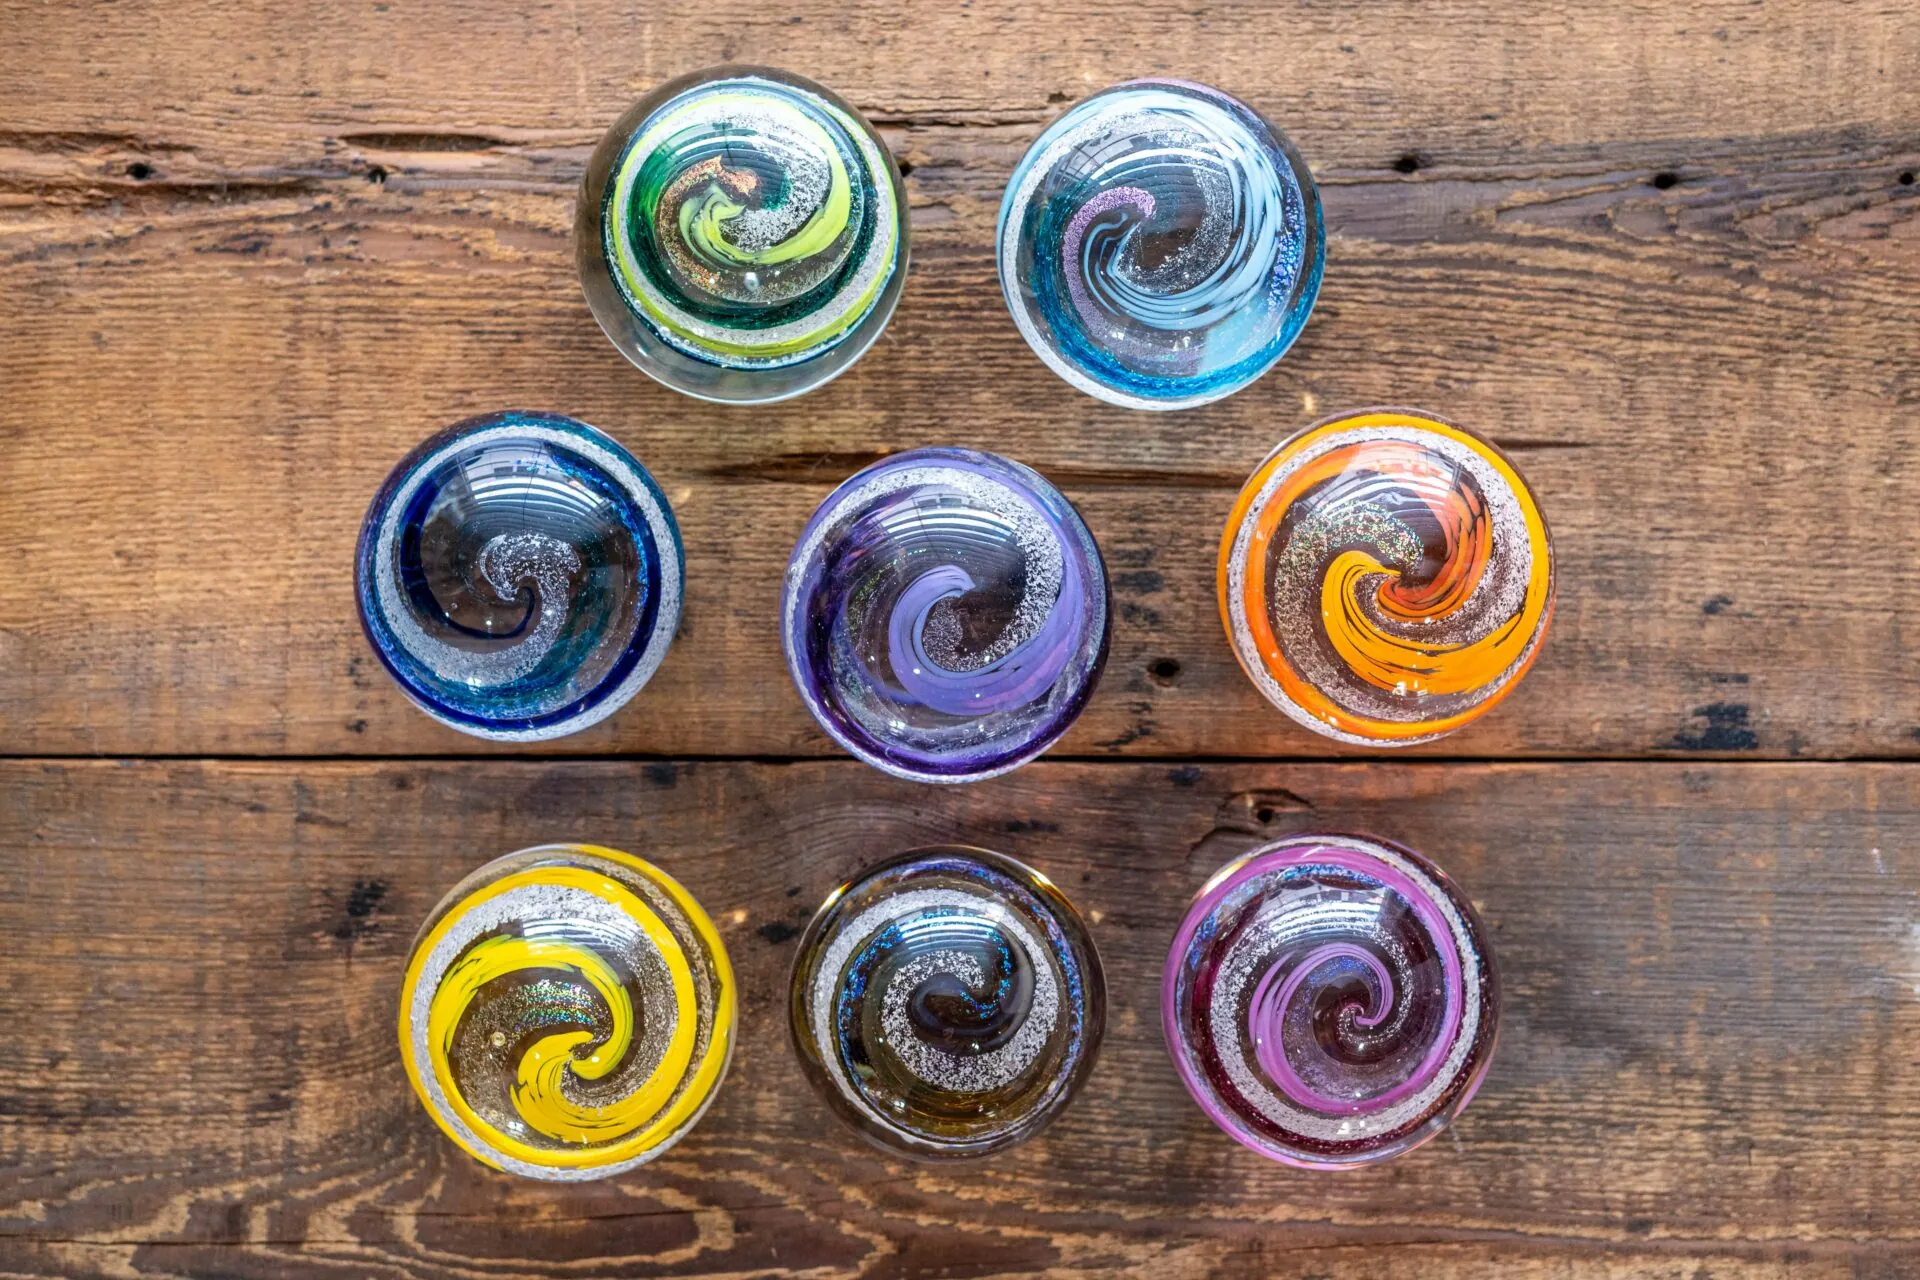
[782,448,1110,783]
[789,848,1105,1159]
[998,79,1324,410]
[399,845,735,1181]
[354,411,683,742]
[577,65,909,403]
[1219,409,1555,746]
[1165,834,1498,1168]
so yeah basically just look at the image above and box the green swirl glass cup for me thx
[577,66,911,404]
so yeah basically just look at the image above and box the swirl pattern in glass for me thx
[790,848,1104,1159]
[400,845,735,1180]
[355,411,682,742]
[1220,409,1555,746]
[1165,834,1497,1168]
[998,79,1324,410]
[577,65,908,403]
[782,448,1109,782]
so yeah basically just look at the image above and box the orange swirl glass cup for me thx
[1218,408,1555,746]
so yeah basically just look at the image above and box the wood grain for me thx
[4,1,1918,1274]
[0,758,1915,1278]
[2,0,1918,758]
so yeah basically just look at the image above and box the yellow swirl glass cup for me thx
[1219,408,1555,746]
[399,845,736,1180]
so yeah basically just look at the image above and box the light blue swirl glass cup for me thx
[998,79,1325,411]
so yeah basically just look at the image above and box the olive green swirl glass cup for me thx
[576,65,911,404]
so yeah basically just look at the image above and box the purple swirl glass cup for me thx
[781,448,1110,783]
[1164,833,1499,1167]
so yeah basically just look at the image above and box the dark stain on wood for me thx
[333,877,389,941]
[756,920,800,945]
[1670,702,1760,751]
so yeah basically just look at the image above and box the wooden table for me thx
[3,2,1917,1276]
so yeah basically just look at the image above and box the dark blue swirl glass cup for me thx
[781,448,1110,782]
[355,411,683,741]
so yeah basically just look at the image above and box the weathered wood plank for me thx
[0,758,1914,1277]
[3,0,1918,758]
[3,0,1917,157]
[2,127,1916,758]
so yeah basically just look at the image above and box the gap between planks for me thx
[5,753,1919,767]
